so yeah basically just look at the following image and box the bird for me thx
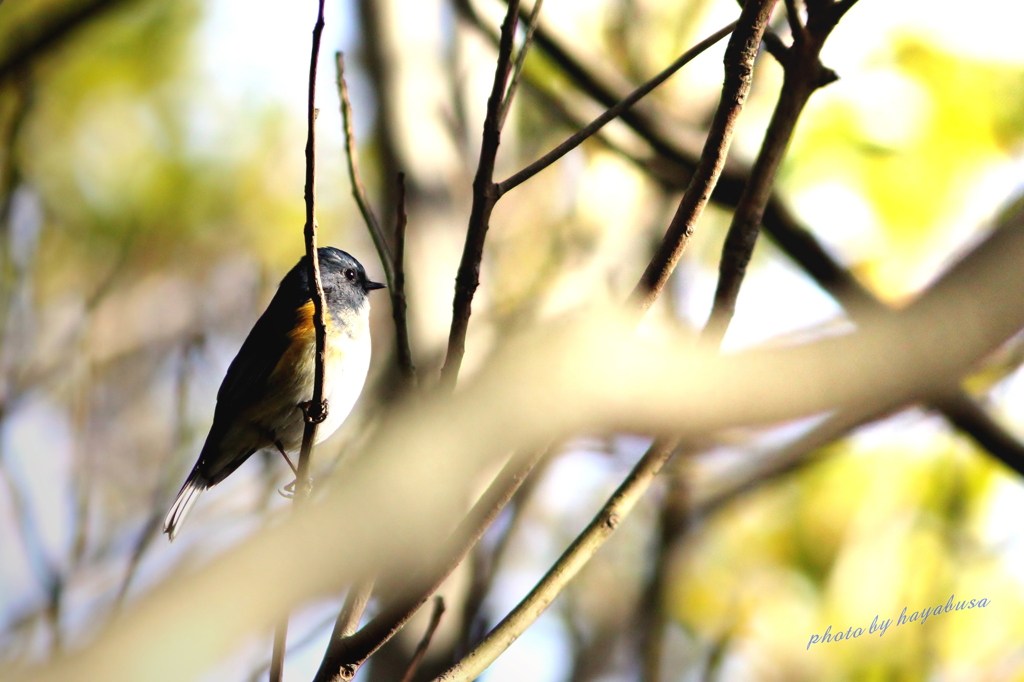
[163,247,385,541]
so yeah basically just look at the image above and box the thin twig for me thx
[694,404,896,519]
[392,173,415,383]
[438,0,521,390]
[248,612,338,682]
[637,450,692,682]
[432,439,680,682]
[272,1,329,679]
[457,448,553,654]
[336,54,415,383]
[355,0,402,226]
[115,337,200,612]
[629,0,778,315]
[312,447,548,682]
[296,0,329,493]
[498,0,544,129]
[269,625,287,682]
[496,21,737,197]
[400,597,446,682]
[334,579,376,638]
[483,0,664,154]
[336,51,395,278]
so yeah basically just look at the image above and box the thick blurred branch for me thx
[0,0,136,82]
[7,201,1024,682]
[762,205,1024,475]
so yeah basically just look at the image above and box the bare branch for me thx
[432,439,679,682]
[629,0,778,315]
[695,404,895,518]
[761,29,790,65]
[784,0,806,42]
[496,21,737,197]
[269,625,287,682]
[337,55,415,384]
[392,173,415,384]
[829,0,861,23]
[273,1,329,678]
[637,450,694,682]
[458,449,553,653]
[928,391,1024,475]
[336,51,395,278]
[400,597,446,682]
[702,0,855,346]
[332,579,376,640]
[498,0,544,129]
[312,447,548,682]
[439,0,521,390]
[297,0,330,488]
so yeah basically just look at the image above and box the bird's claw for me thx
[300,399,328,424]
[278,479,297,499]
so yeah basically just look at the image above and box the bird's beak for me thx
[365,280,387,291]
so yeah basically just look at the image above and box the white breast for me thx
[316,306,373,444]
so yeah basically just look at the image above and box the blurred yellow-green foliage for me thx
[1,0,1023,680]
[787,36,1024,298]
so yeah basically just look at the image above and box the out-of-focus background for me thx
[1,0,1023,680]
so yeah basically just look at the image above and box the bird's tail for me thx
[163,466,208,542]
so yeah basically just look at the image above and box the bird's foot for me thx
[299,399,328,425]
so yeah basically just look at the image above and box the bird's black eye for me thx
[344,268,357,281]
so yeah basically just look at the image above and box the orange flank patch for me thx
[290,300,317,343]
[273,300,332,379]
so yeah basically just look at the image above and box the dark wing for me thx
[189,298,296,485]
[212,264,310,424]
